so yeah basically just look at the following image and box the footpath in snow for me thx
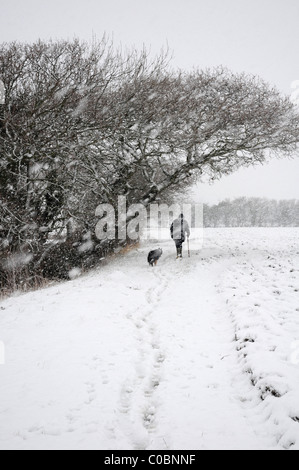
[0,228,298,450]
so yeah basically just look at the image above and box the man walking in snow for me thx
[170,214,190,259]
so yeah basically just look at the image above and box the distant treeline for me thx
[203,198,299,227]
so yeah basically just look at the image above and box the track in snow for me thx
[0,229,298,450]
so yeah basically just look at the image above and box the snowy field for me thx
[0,228,299,450]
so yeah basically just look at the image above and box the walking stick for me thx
[188,237,190,258]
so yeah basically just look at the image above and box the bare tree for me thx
[1,38,299,288]
[204,198,299,227]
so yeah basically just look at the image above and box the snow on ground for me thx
[0,228,298,450]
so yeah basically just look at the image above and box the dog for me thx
[148,248,163,267]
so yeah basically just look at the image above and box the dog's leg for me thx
[154,260,158,266]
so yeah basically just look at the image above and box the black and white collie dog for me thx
[147,248,163,267]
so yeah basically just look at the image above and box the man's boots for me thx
[177,246,182,259]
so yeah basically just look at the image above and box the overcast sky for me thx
[1,0,298,203]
